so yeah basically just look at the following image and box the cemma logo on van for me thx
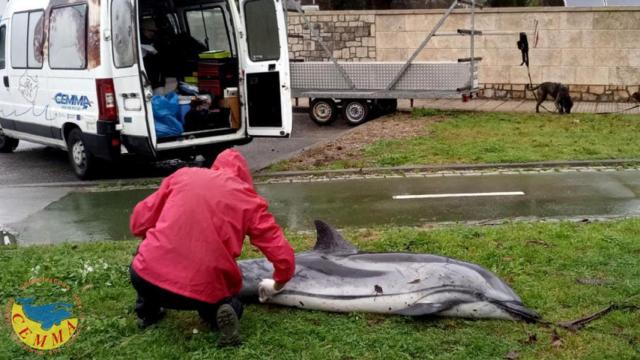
[54,93,93,110]
[5,278,81,354]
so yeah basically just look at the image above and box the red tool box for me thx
[197,60,236,97]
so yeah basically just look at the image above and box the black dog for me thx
[528,82,573,114]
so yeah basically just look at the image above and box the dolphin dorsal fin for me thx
[313,220,358,254]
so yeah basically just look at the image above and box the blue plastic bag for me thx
[152,92,184,138]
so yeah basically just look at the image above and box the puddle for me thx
[9,171,640,246]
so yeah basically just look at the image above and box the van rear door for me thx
[110,0,156,156]
[239,0,292,137]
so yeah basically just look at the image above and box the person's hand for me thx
[258,279,285,303]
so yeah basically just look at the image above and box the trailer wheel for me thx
[342,100,369,126]
[0,134,19,153]
[66,128,96,180]
[379,99,398,114]
[309,98,337,125]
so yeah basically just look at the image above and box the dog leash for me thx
[518,33,556,114]
[519,33,639,116]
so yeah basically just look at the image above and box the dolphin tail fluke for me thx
[496,301,540,323]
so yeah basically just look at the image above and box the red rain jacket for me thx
[130,149,295,304]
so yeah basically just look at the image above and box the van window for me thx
[185,7,231,53]
[49,5,88,69]
[11,13,28,68]
[0,26,6,69]
[27,11,44,68]
[244,0,280,62]
[11,11,44,69]
[111,0,136,68]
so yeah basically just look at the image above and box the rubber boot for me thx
[216,304,242,347]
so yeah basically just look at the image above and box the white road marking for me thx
[393,191,525,200]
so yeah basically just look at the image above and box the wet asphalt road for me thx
[3,169,640,246]
[0,113,349,186]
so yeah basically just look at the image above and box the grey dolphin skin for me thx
[238,221,539,322]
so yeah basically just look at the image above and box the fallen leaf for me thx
[505,350,520,359]
[526,240,550,247]
[576,278,609,286]
[551,330,563,348]
[521,333,537,345]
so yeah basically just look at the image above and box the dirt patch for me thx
[276,113,435,171]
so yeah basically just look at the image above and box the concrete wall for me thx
[288,7,640,101]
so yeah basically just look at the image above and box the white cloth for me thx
[258,279,283,303]
[141,44,158,57]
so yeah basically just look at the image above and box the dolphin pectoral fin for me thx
[394,302,453,317]
[494,301,540,323]
[313,220,358,254]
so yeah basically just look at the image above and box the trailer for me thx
[286,0,483,125]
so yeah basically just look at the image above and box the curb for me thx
[3,177,164,189]
[256,159,640,178]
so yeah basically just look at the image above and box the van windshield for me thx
[244,0,280,62]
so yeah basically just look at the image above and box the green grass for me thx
[1,220,639,359]
[270,110,640,171]
[366,110,640,167]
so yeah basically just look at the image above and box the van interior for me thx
[138,0,241,143]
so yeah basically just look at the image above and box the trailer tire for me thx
[66,128,96,180]
[0,134,19,153]
[342,100,369,126]
[379,99,398,114]
[309,98,337,125]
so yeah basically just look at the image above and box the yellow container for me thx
[199,50,232,60]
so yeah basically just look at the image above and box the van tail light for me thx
[96,79,118,122]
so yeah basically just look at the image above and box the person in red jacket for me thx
[129,149,295,347]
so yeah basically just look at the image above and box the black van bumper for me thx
[82,121,121,161]
[121,134,253,160]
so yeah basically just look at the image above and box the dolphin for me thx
[238,220,539,322]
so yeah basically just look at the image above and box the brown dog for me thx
[528,82,574,114]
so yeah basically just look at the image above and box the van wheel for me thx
[201,146,226,168]
[67,128,95,180]
[343,100,369,126]
[0,134,19,153]
[309,98,337,125]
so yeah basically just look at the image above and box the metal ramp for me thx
[291,62,477,99]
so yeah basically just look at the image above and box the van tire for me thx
[0,134,19,153]
[66,128,96,180]
[201,146,227,168]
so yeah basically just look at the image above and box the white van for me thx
[0,0,292,178]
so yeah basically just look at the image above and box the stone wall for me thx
[288,7,640,101]
[287,13,376,61]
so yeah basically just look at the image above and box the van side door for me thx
[0,22,8,114]
[110,0,156,156]
[238,0,292,137]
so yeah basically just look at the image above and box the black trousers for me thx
[129,266,243,328]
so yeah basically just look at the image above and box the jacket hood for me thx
[212,149,254,187]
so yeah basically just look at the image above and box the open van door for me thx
[110,0,156,156]
[239,0,292,137]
